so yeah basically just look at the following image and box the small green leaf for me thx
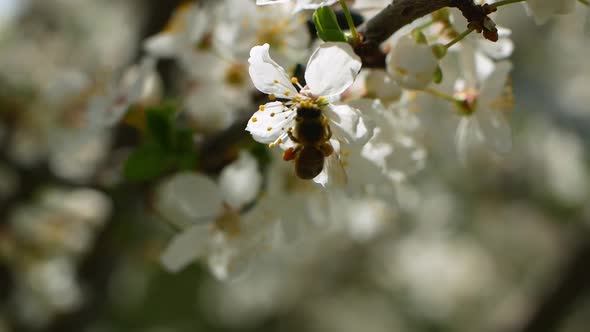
[146,106,175,147]
[313,6,347,42]
[123,144,174,182]
[176,152,199,171]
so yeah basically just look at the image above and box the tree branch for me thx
[355,0,496,67]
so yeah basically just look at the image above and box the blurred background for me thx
[1,1,590,332]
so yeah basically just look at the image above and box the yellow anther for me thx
[259,105,265,111]
[252,117,258,122]
[269,143,275,148]
[342,151,350,157]
[274,79,279,84]
[270,113,275,117]
[291,77,298,84]
[277,138,283,144]
[285,91,291,96]
[269,94,276,100]
[267,127,272,131]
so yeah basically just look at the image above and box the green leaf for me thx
[176,152,199,171]
[313,6,347,42]
[123,144,175,182]
[146,106,175,147]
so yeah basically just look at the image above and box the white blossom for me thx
[386,35,439,90]
[256,0,339,12]
[524,0,576,24]
[157,152,271,280]
[454,53,513,164]
[246,42,374,186]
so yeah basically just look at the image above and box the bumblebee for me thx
[282,106,334,180]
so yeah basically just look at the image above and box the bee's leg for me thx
[319,142,334,157]
[287,128,300,143]
[282,145,301,161]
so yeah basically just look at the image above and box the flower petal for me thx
[256,0,290,5]
[143,33,179,58]
[248,44,298,98]
[305,42,362,97]
[455,116,484,165]
[246,101,296,144]
[477,108,512,154]
[324,103,374,145]
[479,61,512,106]
[160,223,211,273]
[313,139,347,187]
[155,172,224,228]
[219,152,262,209]
[386,35,438,90]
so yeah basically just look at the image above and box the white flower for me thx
[454,54,513,164]
[358,99,426,182]
[524,0,576,24]
[256,0,338,11]
[386,35,439,90]
[143,2,209,59]
[246,42,373,186]
[86,57,160,129]
[214,0,310,65]
[157,152,269,280]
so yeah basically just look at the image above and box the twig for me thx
[355,0,497,67]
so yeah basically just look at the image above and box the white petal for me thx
[219,152,262,209]
[155,172,224,227]
[478,28,514,59]
[324,103,374,145]
[143,33,179,58]
[365,69,402,103]
[248,44,298,99]
[246,101,296,144]
[479,61,512,106]
[160,224,211,273]
[305,42,362,97]
[386,35,438,90]
[455,117,484,165]
[256,0,290,4]
[477,108,512,154]
[313,140,347,187]
[296,0,339,10]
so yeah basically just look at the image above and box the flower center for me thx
[454,88,479,115]
[255,20,289,50]
[224,63,248,87]
[213,203,241,237]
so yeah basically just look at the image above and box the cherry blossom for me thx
[246,42,373,186]
[157,152,270,280]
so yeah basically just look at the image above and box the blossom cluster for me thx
[96,0,584,280]
[1,0,589,329]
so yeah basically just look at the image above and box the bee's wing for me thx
[313,152,347,188]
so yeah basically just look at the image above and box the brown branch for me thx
[355,0,496,67]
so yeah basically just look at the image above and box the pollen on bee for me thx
[259,105,265,111]
[252,117,258,122]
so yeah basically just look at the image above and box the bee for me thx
[282,106,334,180]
